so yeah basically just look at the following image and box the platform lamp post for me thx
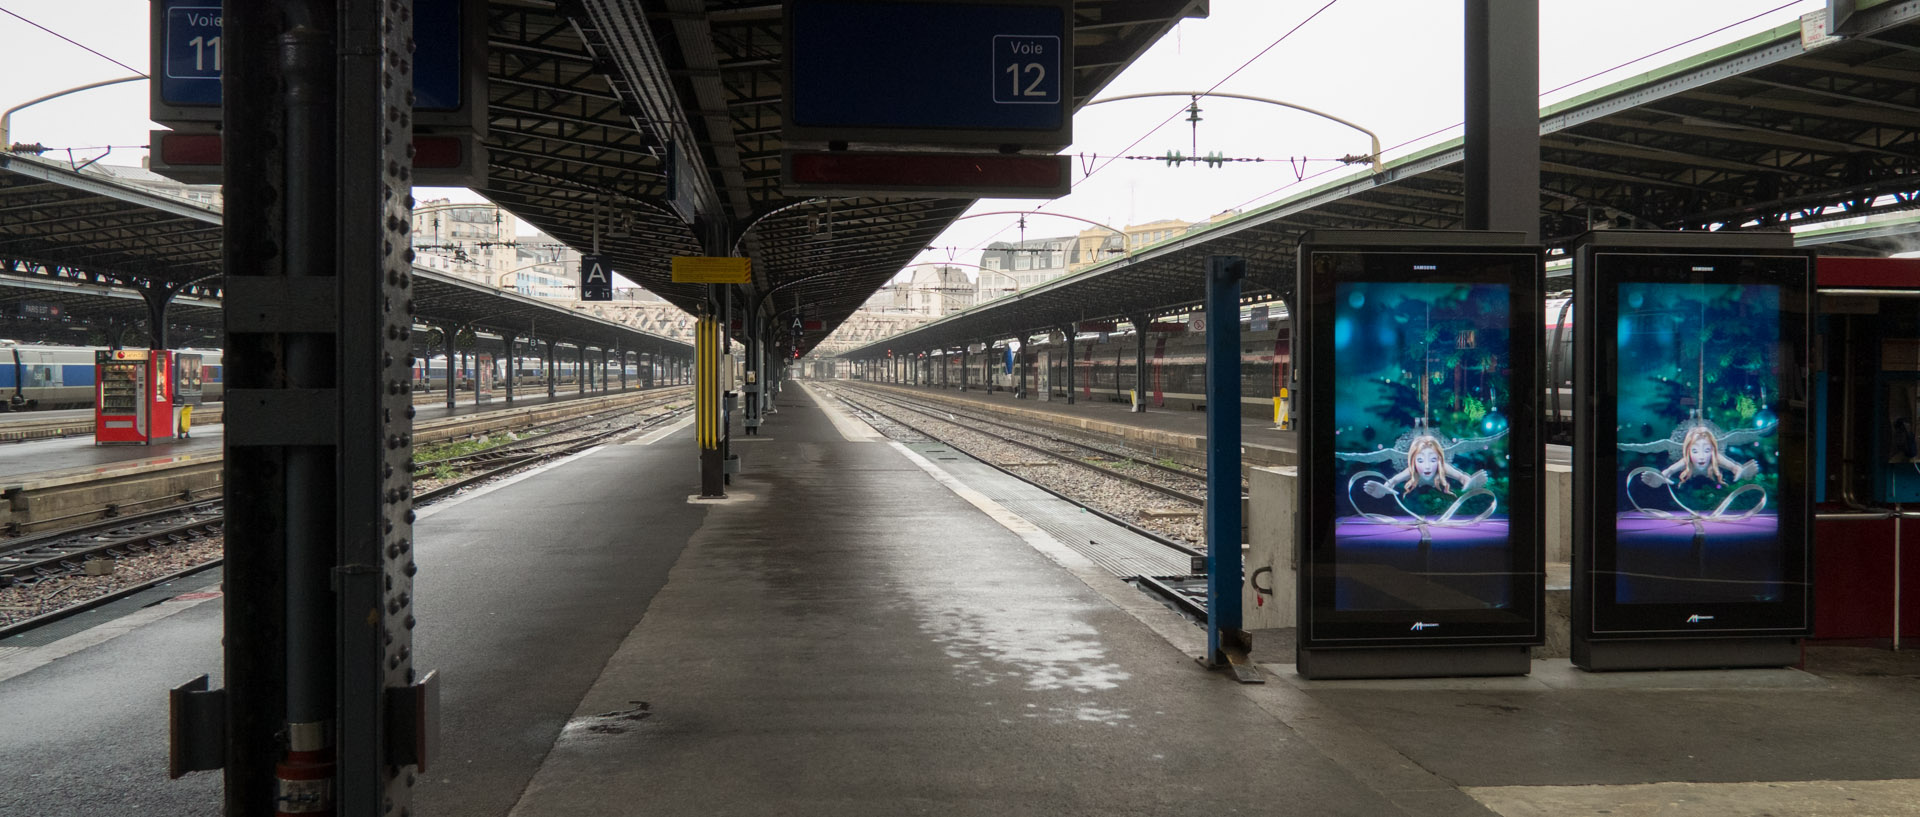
[1,76,145,154]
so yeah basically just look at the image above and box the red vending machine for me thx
[95,349,176,444]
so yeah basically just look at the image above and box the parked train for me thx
[411,354,661,392]
[906,299,1579,435]
[0,344,224,410]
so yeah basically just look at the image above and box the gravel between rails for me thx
[850,387,1214,499]
[1,401,686,631]
[0,537,223,627]
[828,386,1206,548]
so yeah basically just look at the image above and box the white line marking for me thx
[414,445,607,522]
[0,582,222,684]
[800,382,886,441]
[628,415,695,446]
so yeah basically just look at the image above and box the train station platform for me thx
[490,381,1919,816]
[6,378,1919,816]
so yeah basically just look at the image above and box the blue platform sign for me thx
[155,0,464,112]
[786,0,1073,147]
[160,4,223,107]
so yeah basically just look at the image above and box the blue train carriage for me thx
[0,344,223,411]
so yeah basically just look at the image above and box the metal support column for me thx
[960,348,969,391]
[1017,338,1030,399]
[545,340,557,398]
[140,283,179,351]
[200,1,429,813]
[745,313,762,435]
[1064,325,1077,405]
[502,332,517,403]
[576,345,586,396]
[1131,316,1149,412]
[1203,256,1256,681]
[443,323,458,409]
[698,307,725,497]
[1464,0,1540,242]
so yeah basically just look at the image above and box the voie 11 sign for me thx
[784,0,1073,148]
[151,0,477,124]
[1295,235,1544,664]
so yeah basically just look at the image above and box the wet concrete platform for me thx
[0,424,224,487]
[505,381,1424,816]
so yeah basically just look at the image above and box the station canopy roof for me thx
[479,0,1206,355]
[0,153,689,356]
[846,4,1920,359]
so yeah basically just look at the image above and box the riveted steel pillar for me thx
[442,323,458,409]
[212,0,426,813]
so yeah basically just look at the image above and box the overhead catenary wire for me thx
[0,6,148,77]
[931,0,1344,265]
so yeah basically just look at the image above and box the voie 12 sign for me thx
[785,0,1073,148]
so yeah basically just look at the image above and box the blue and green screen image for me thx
[1331,282,1514,612]
[1613,283,1782,604]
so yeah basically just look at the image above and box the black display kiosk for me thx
[1571,231,1813,671]
[1296,231,1545,679]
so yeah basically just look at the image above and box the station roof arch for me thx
[0,153,690,356]
[844,5,1920,359]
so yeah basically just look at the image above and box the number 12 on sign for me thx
[993,35,1060,105]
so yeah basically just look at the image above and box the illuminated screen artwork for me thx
[1331,282,1514,612]
[1612,283,1783,605]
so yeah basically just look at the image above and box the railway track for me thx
[845,384,1248,491]
[826,384,1209,554]
[0,392,692,638]
[841,385,1214,505]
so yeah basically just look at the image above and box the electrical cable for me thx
[1232,1,1812,213]
[0,6,148,77]
[927,1,1343,266]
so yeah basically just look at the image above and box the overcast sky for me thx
[1,1,1827,283]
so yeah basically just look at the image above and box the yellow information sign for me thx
[672,256,752,284]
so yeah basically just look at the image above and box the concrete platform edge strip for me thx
[0,577,223,684]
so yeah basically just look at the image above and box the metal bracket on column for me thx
[169,675,227,778]
[1194,629,1265,684]
[384,670,440,772]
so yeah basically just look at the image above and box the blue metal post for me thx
[1205,256,1246,667]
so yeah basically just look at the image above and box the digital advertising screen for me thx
[1299,240,1543,649]
[1576,245,1812,639]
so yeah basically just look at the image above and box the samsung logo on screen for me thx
[1412,264,1437,270]
[1690,265,1716,272]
